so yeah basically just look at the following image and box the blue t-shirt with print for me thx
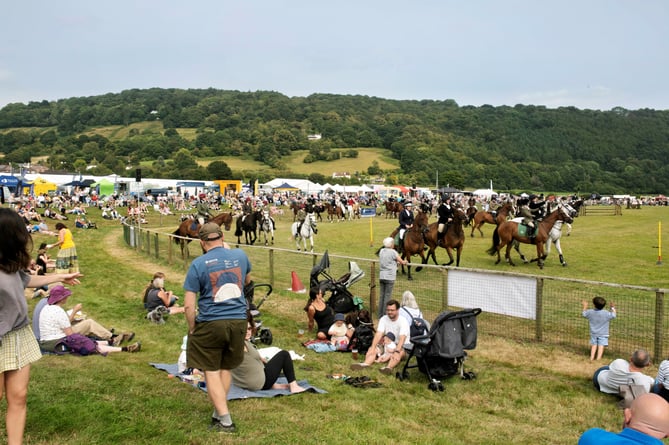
[183,246,251,322]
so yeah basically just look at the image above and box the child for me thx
[328,313,349,351]
[582,296,616,361]
[375,332,397,363]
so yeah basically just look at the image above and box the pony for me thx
[486,203,574,269]
[291,212,317,252]
[324,202,345,223]
[235,209,260,245]
[289,201,301,222]
[470,201,515,237]
[258,208,274,246]
[424,206,468,267]
[397,210,430,280]
[172,212,234,258]
[384,200,403,219]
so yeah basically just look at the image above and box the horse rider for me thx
[518,196,534,228]
[488,197,501,219]
[529,194,546,223]
[195,193,213,226]
[296,202,307,234]
[398,201,415,254]
[241,196,253,224]
[437,194,454,243]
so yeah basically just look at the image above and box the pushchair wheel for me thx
[428,380,441,392]
[259,328,273,345]
[462,371,476,380]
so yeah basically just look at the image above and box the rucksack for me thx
[403,307,429,339]
[62,333,99,356]
[349,323,375,354]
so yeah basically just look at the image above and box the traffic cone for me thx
[290,271,306,293]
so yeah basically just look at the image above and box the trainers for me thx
[379,366,393,375]
[210,418,237,433]
[122,332,135,343]
[111,335,123,347]
[350,363,369,371]
[126,341,141,353]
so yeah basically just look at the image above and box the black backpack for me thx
[403,307,429,339]
[349,323,375,354]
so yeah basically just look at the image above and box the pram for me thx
[244,282,273,345]
[398,308,482,391]
[310,250,365,314]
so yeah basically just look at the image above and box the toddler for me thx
[582,296,616,361]
[328,313,349,351]
[375,332,397,363]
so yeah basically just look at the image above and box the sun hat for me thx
[48,285,72,305]
[334,313,345,321]
[404,202,412,206]
[199,223,222,241]
[385,332,396,342]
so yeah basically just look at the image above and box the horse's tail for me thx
[486,227,500,256]
[173,228,181,244]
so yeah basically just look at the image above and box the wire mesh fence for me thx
[124,223,669,361]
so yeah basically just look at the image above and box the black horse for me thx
[235,210,260,245]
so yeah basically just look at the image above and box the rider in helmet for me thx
[437,194,454,243]
[529,194,546,223]
[398,201,415,254]
[488,196,501,219]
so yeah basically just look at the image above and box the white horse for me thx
[259,209,274,246]
[291,213,317,252]
[513,202,578,266]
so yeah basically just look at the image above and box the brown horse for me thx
[470,202,515,237]
[424,207,468,267]
[173,212,234,257]
[397,210,429,280]
[324,202,345,222]
[486,204,574,269]
[384,200,403,219]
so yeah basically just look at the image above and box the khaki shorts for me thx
[187,319,246,372]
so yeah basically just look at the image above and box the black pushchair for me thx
[398,308,482,391]
[244,282,273,345]
[310,250,365,314]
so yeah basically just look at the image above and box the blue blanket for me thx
[149,363,327,400]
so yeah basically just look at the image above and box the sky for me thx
[1,1,667,111]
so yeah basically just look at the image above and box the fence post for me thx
[535,278,544,341]
[442,268,449,309]
[154,233,159,259]
[269,249,275,289]
[655,291,665,362]
[167,236,173,265]
[369,261,377,315]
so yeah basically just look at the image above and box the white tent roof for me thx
[472,189,498,198]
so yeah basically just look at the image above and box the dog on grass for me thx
[147,305,171,324]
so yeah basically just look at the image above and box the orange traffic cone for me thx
[290,271,306,293]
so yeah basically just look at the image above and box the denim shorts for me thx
[590,334,609,346]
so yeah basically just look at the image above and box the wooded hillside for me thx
[1,88,667,194]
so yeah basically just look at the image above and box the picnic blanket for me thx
[150,363,327,400]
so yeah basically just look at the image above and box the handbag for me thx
[618,381,647,409]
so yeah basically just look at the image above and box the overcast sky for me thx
[1,1,667,110]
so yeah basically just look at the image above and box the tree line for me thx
[0,88,667,194]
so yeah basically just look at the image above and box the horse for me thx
[384,200,403,219]
[290,201,300,222]
[511,200,582,267]
[470,201,515,237]
[235,209,260,245]
[324,202,345,223]
[486,203,574,269]
[313,203,325,222]
[291,212,317,252]
[397,210,429,280]
[172,211,234,258]
[258,208,274,246]
[424,206,468,267]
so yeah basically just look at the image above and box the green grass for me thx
[4,204,668,444]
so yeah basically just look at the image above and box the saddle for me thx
[518,223,537,238]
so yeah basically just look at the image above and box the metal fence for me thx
[123,223,669,361]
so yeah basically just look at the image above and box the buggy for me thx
[310,250,365,314]
[398,308,482,391]
[244,282,273,345]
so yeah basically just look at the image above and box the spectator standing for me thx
[377,237,407,320]
[582,297,616,361]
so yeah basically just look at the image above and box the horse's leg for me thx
[554,238,566,266]
[477,222,485,237]
[536,242,544,269]
[444,246,454,266]
[455,246,462,267]
[512,240,529,263]
[504,242,516,266]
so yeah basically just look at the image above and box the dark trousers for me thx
[262,350,296,390]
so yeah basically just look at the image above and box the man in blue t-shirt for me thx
[183,222,252,434]
[579,393,669,444]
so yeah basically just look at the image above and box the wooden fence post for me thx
[535,278,544,341]
[655,291,665,362]
[369,261,377,315]
[269,249,275,289]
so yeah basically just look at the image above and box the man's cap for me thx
[199,223,223,241]
[404,202,412,207]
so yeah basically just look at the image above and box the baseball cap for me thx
[199,223,222,241]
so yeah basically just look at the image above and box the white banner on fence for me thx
[448,270,537,320]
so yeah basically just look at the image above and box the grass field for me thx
[3,204,669,444]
